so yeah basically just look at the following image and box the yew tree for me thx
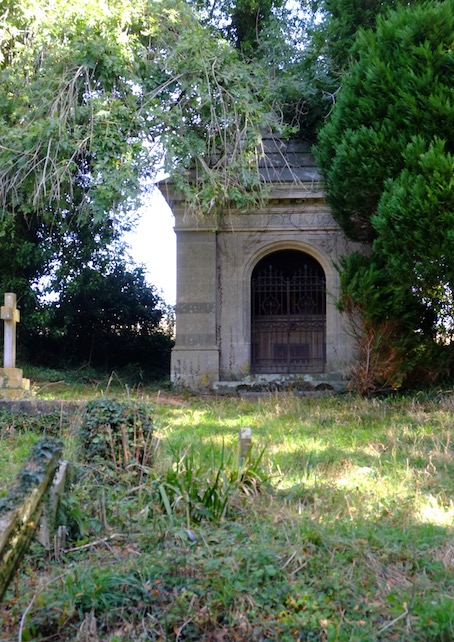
[316,0,454,388]
[310,0,421,74]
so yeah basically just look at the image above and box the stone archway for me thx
[251,250,326,374]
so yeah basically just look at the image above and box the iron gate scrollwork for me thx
[251,256,326,374]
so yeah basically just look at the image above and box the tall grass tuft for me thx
[154,442,269,525]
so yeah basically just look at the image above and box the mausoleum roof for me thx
[160,133,323,212]
[255,135,321,184]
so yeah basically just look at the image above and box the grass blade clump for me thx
[153,442,270,524]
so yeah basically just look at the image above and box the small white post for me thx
[238,427,252,466]
[1,293,20,370]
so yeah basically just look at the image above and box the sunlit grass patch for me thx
[417,493,454,527]
[0,430,41,492]
[152,394,454,529]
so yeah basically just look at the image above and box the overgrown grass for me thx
[0,431,40,493]
[26,365,170,399]
[0,390,453,640]
[0,405,84,491]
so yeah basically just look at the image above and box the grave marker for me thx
[0,438,63,601]
[0,292,30,398]
[1,292,20,369]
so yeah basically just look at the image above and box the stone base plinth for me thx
[0,368,31,399]
[171,347,220,390]
[213,373,348,395]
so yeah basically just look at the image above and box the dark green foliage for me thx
[0,212,131,361]
[23,262,173,378]
[229,0,283,55]
[0,216,53,324]
[316,1,454,241]
[316,1,454,389]
[0,407,75,437]
[285,0,422,139]
[311,0,418,73]
[374,138,454,342]
[80,398,154,473]
[337,254,422,393]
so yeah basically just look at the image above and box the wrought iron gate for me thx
[251,261,326,374]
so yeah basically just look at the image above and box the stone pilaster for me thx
[170,228,219,388]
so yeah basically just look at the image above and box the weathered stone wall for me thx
[171,227,220,387]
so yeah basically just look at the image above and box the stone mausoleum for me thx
[161,135,362,392]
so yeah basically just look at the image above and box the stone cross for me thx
[1,293,20,369]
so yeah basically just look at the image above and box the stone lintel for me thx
[162,183,327,226]
[172,208,336,234]
[161,179,324,201]
[217,213,338,233]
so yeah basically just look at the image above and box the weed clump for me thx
[79,398,154,474]
[155,444,269,524]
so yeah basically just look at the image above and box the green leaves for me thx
[0,0,147,218]
[373,137,454,340]
[153,442,269,525]
[0,1,241,218]
[0,0,282,298]
[0,0,283,369]
[316,0,454,241]
[80,398,154,474]
[316,1,454,388]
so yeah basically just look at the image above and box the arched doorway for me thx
[251,250,326,374]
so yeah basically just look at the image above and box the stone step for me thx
[213,374,349,396]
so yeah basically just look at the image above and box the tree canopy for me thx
[26,261,173,378]
[0,0,284,224]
